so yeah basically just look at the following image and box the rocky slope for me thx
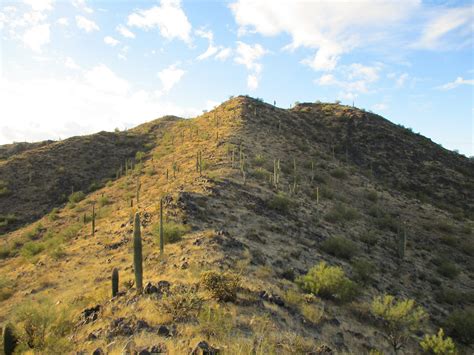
[0,96,472,354]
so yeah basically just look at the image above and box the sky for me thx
[0,0,473,156]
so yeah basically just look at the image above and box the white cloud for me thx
[373,103,388,111]
[65,57,80,70]
[23,0,54,12]
[0,68,200,144]
[22,23,50,52]
[116,24,135,39]
[104,36,119,47]
[72,0,93,14]
[235,41,266,73]
[84,64,130,95]
[316,63,382,97]
[195,28,232,61]
[127,0,191,43]
[247,74,259,90]
[230,0,420,71]
[396,73,409,88]
[158,64,185,92]
[56,17,69,26]
[215,47,232,61]
[437,77,474,90]
[414,6,473,50]
[75,15,99,32]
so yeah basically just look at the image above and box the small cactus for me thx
[3,323,18,355]
[112,268,119,297]
[133,212,143,293]
[316,186,320,205]
[159,198,164,255]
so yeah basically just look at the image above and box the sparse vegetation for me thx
[68,191,85,204]
[325,203,359,223]
[159,285,203,322]
[152,220,189,244]
[267,192,292,213]
[445,309,474,344]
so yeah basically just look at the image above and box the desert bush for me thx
[23,223,44,241]
[351,258,374,284]
[320,186,334,199]
[296,261,358,302]
[300,303,324,324]
[252,167,268,181]
[68,191,85,204]
[253,154,265,167]
[321,236,358,260]
[152,221,189,244]
[0,277,14,301]
[0,244,12,259]
[197,305,234,339]
[330,168,348,179]
[200,270,240,302]
[20,241,45,260]
[364,189,378,202]
[99,195,110,207]
[267,192,292,213]
[370,294,426,352]
[445,309,474,344]
[13,298,74,352]
[325,203,358,223]
[435,288,474,305]
[159,285,203,322]
[420,328,457,355]
[359,230,378,252]
[440,235,458,247]
[135,151,145,162]
[433,257,459,279]
[48,208,59,221]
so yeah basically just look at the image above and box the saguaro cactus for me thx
[398,224,407,260]
[159,198,164,255]
[133,212,143,293]
[91,204,96,237]
[3,323,17,355]
[112,268,119,297]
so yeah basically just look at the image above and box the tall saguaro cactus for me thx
[159,198,164,255]
[3,323,17,355]
[91,203,96,237]
[112,268,119,297]
[133,212,143,293]
[398,224,407,260]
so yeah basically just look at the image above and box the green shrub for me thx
[370,294,426,352]
[0,277,14,301]
[0,180,10,197]
[359,231,378,252]
[135,151,145,162]
[436,288,474,305]
[48,208,59,221]
[152,221,189,244]
[296,261,358,302]
[159,286,203,322]
[197,305,234,339]
[433,258,459,279]
[252,167,268,180]
[267,192,291,213]
[0,244,12,259]
[351,258,374,284]
[200,270,240,302]
[99,195,110,207]
[320,186,334,199]
[20,241,45,260]
[23,223,44,241]
[321,236,358,260]
[445,309,474,344]
[13,298,74,352]
[364,189,378,202]
[68,191,85,204]
[420,328,457,354]
[330,168,348,179]
[253,154,265,167]
[325,203,358,224]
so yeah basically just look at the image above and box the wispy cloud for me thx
[75,15,99,32]
[437,77,474,90]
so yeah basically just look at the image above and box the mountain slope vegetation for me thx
[0,96,472,354]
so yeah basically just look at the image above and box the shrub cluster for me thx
[200,270,241,302]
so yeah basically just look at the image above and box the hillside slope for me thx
[0,96,472,354]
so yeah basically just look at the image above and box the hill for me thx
[0,96,472,354]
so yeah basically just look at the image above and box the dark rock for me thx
[157,325,170,337]
[259,290,285,307]
[79,305,101,325]
[144,282,158,294]
[137,350,151,355]
[191,341,220,355]
[156,280,171,295]
[327,318,341,326]
[106,317,133,339]
[92,348,104,355]
[136,319,151,331]
[149,344,167,354]
[313,344,333,354]
[181,261,189,269]
[87,331,100,340]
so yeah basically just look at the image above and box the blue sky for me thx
[0,0,472,156]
